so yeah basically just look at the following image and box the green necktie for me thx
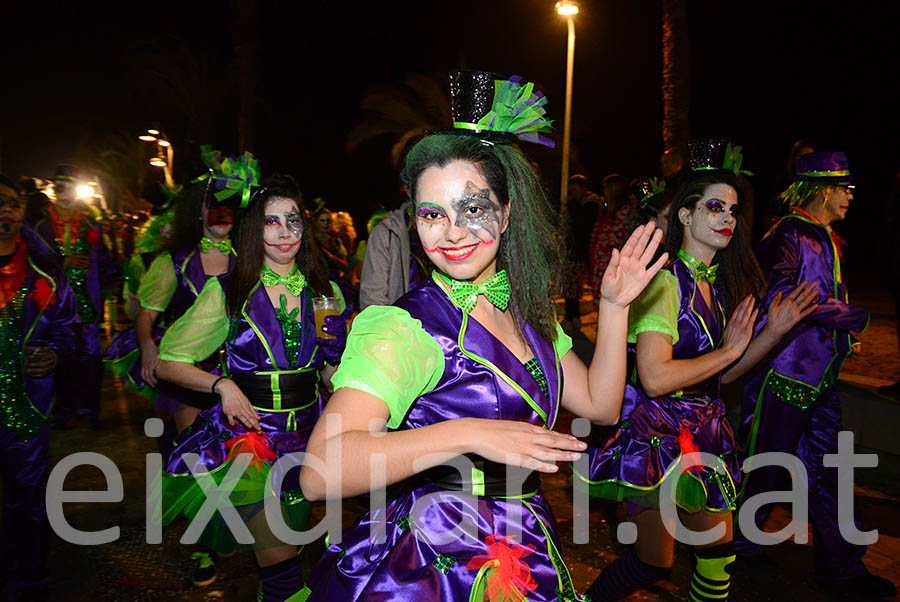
[261,265,307,296]
[200,237,232,254]
[678,249,718,284]
[444,270,511,314]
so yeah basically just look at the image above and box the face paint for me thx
[262,198,303,260]
[414,161,507,283]
[285,211,304,239]
[684,183,738,250]
[0,189,25,236]
[206,205,234,227]
[451,181,504,242]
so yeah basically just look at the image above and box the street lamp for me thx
[556,0,579,214]
[138,128,175,188]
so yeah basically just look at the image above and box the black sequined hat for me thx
[630,177,665,206]
[428,69,555,147]
[688,138,753,176]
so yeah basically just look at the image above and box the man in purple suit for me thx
[1,174,79,600]
[735,151,895,598]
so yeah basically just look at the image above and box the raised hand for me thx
[465,418,587,473]
[763,281,819,339]
[721,295,758,361]
[600,222,668,308]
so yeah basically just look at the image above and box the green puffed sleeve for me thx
[123,254,147,295]
[627,269,680,345]
[159,277,229,364]
[138,252,177,312]
[553,321,573,358]
[331,306,444,429]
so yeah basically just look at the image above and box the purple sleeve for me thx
[755,224,869,333]
[46,271,79,359]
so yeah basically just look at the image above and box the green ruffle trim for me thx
[157,459,311,556]
[572,454,737,514]
[103,348,157,403]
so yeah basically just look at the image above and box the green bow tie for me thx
[443,270,511,314]
[678,249,718,284]
[200,237,232,254]
[261,265,307,296]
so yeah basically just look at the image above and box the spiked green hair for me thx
[779,181,834,208]
[403,134,566,342]
[134,208,176,254]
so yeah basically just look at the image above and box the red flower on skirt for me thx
[465,534,538,602]
[86,228,100,247]
[224,431,277,472]
[29,278,57,310]
[678,427,702,475]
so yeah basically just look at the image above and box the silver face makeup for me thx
[450,181,503,240]
[285,211,304,239]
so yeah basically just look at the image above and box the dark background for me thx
[2,0,899,260]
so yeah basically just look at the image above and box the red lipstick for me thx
[712,227,733,237]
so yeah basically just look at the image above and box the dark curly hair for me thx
[403,134,567,342]
[665,171,764,312]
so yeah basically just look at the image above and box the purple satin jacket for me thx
[166,246,235,322]
[751,214,868,389]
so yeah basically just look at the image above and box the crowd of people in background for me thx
[2,67,899,602]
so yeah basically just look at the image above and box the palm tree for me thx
[75,130,152,212]
[661,0,690,153]
[346,72,451,169]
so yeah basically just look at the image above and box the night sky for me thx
[3,0,900,259]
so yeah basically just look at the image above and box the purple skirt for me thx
[304,482,586,602]
[160,396,321,555]
[574,383,741,513]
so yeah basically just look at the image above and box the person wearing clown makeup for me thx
[576,140,819,602]
[26,164,119,428]
[735,151,896,598]
[155,174,346,600]
[299,70,665,602]
[105,158,239,441]
[0,173,79,600]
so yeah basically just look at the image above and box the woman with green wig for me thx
[299,70,666,602]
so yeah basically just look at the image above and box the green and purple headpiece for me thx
[631,177,666,209]
[192,145,262,209]
[688,138,753,176]
[432,69,555,148]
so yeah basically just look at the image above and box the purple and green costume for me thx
[28,207,119,422]
[574,258,740,513]
[304,274,586,602]
[104,246,235,415]
[735,212,870,581]
[157,276,341,554]
[1,241,78,596]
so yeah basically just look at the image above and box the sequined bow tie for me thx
[678,250,718,284]
[445,270,510,313]
[261,265,307,296]
[200,237,232,254]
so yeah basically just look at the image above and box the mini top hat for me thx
[192,145,261,209]
[631,177,666,207]
[433,69,555,148]
[52,164,80,182]
[791,151,854,183]
[688,138,753,176]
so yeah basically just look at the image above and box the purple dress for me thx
[304,276,585,602]
[158,278,323,554]
[27,207,119,421]
[1,242,78,596]
[574,258,741,513]
[104,246,235,415]
[735,212,870,581]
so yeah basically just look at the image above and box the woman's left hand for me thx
[317,303,352,365]
[600,223,668,308]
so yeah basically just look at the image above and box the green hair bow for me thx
[472,76,555,148]
[723,143,754,176]
[193,145,262,208]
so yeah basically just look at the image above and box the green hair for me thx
[135,208,176,254]
[403,134,566,342]
[780,181,833,208]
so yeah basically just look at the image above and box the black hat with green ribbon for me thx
[192,145,262,209]
[430,69,555,148]
[688,138,753,176]
[631,177,666,208]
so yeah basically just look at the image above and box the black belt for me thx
[231,371,318,410]
[675,377,719,398]
[428,460,542,498]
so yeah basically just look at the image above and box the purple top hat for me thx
[791,151,855,183]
